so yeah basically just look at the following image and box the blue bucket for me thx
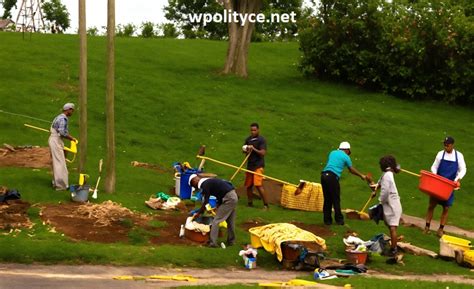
[208,196,217,208]
[179,171,195,199]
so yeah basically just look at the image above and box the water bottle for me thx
[179,224,185,238]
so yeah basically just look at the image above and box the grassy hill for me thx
[0,32,473,278]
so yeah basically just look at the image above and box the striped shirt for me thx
[51,113,69,137]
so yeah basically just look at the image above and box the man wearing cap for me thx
[49,103,77,191]
[424,136,467,237]
[321,142,367,225]
[189,174,237,248]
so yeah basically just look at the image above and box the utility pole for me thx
[78,0,88,173]
[104,0,116,193]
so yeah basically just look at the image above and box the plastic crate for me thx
[439,235,471,258]
[280,182,323,212]
[461,250,474,267]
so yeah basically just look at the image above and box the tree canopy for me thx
[42,0,70,33]
[164,0,302,41]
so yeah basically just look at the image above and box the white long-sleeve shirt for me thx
[431,149,467,181]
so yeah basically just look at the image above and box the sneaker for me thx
[206,243,219,248]
[423,227,431,234]
[437,228,444,238]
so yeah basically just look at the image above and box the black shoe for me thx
[324,222,332,226]
[206,242,219,248]
[336,222,345,226]
[226,241,235,246]
[247,203,254,207]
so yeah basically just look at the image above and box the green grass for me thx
[0,31,473,281]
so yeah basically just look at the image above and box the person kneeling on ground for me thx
[189,174,237,248]
[372,155,402,257]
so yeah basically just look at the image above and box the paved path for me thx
[0,263,341,289]
[1,263,473,288]
[402,214,474,239]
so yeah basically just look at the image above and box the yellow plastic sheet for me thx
[249,223,326,262]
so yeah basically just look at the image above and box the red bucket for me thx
[418,170,457,201]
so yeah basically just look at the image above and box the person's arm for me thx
[431,152,442,174]
[195,190,210,217]
[249,146,266,156]
[455,152,467,183]
[57,117,76,141]
[348,166,367,181]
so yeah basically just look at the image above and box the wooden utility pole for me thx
[78,0,88,173]
[104,0,116,193]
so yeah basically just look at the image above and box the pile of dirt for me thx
[40,201,197,245]
[236,179,283,205]
[0,146,51,168]
[0,200,33,229]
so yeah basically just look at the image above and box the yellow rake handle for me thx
[230,153,251,181]
[24,123,78,163]
[400,168,421,178]
[360,193,376,213]
[196,155,297,187]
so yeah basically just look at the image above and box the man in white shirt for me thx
[424,136,467,237]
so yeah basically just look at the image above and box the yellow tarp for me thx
[249,223,326,262]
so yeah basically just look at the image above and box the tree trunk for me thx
[104,0,116,193]
[78,0,87,173]
[222,0,262,77]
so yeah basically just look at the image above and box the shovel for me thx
[346,173,377,220]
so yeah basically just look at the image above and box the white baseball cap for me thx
[188,174,198,186]
[63,103,75,111]
[339,141,351,150]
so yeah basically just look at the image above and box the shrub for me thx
[299,0,473,104]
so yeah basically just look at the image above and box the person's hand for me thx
[361,174,367,181]
[370,191,377,198]
[192,212,200,219]
[454,181,461,190]
[369,183,378,192]
[247,145,254,151]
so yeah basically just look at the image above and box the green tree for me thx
[117,23,136,37]
[42,0,70,33]
[87,26,99,36]
[165,0,302,77]
[161,23,178,38]
[140,21,155,38]
[2,0,17,19]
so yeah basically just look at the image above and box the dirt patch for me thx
[0,146,51,168]
[241,219,332,238]
[236,179,283,205]
[40,201,197,245]
[0,200,33,229]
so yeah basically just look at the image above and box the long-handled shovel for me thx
[229,153,251,181]
[92,159,103,199]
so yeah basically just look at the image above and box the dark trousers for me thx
[321,171,343,225]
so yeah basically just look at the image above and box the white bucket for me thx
[175,176,180,196]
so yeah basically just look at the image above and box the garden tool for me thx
[230,152,251,181]
[346,173,376,220]
[92,159,103,199]
[24,123,78,163]
[196,152,298,187]
[79,173,89,185]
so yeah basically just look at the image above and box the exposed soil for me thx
[0,200,33,229]
[236,179,283,205]
[39,202,198,245]
[0,146,51,168]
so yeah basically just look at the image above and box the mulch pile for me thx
[0,199,33,230]
[0,145,51,168]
